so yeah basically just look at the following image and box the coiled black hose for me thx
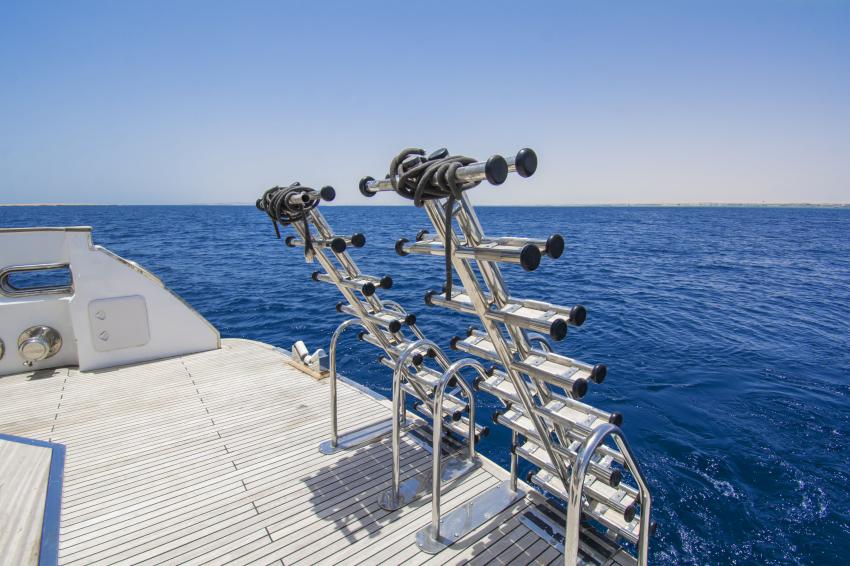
[256,182,322,256]
[388,148,484,298]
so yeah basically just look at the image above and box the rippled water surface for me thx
[2,205,848,564]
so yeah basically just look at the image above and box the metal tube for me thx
[363,149,535,195]
[390,339,438,506]
[399,240,541,271]
[328,319,366,447]
[510,430,518,493]
[565,423,651,566]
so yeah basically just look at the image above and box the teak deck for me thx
[0,339,626,565]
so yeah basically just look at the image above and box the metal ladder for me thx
[256,183,502,547]
[362,148,654,565]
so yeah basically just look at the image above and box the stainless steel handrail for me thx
[0,263,73,297]
[328,318,369,448]
[565,423,652,566]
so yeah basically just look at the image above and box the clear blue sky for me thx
[1,1,848,205]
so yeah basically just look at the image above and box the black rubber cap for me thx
[451,410,462,422]
[525,471,535,483]
[362,282,376,297]
[428,147,449,160]
[359,176,375,197]
[545,234,565,259]
[411,400,421,411]
[388,320,402,333]
[479,426,490,438]
[572,378,588,399]
[569,305,587,326]
[447,377,459,388]
[404,313,416,326]
[423,290,435,306]
[412,352,423,366]
[609,469,622,487]
[624,503,637,523]
[380,275,393,289]
[515,148,538,178]
[320,186,336,201]
[550,319,568,341]
[426,348,437,358]
[415,229,429,241]
[591,364,607,384]
[485,365,496,376]
[335,302,344,313]
[350,233,366,248]
[310,271,320,282]
[330,237,347,253]
[609,412,624,427]
[492,411,502,425]
[449,336,461,350]
[650,521,658,537]
[377,354,388,364]
[519,244,542,271]
[485,155,509,185]
[466,325,476,337]
[473,375,484,390]
[395,238,409,256]
[357,331,366,341]
[284,236,296,247]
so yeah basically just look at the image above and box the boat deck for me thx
[0,339,629,565]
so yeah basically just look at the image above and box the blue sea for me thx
[2,205,848,565]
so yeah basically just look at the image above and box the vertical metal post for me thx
[328,319,363,448]
[510,430,518,493]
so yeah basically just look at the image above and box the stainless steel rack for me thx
[362,148,654,565]
[256,183,508,548]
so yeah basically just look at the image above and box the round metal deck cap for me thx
[17,326,62,363]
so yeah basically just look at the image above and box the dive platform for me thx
[0,339,634,565]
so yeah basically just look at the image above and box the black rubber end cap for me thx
[609,412,624,427]
[350,233,366,248]
[330,237,347,253]
[545,234,565,259]
[624,503,637,523]
[515,148,538,178]
[572,378,588,399]
[388,320,402,333]
[485,365,496,376]
[362,282,376,297]
[479,426,490,438]
[357,331,366,341]
[451,410,462,422]
[569,305,587,326]
[449,336,461,350]
[609,469,622,487]
[525,470,535,483]
[404,313,416,326]
[284,236,296,247]
[377,354,387,365]
[427,348,437,358]
[520,244,542,271]
[311,271,320,282]
[395,238,409,256]
[335,302,344,313]
[412,352,423,366]
[380,275,393,289]
[591,364,607,384]
[428,147,449,161]
[491,412,502,425]
[485,155,509,185]
[415,229,429,241]
[473,375,484,390]
[466,325,476,337]
[320,186,336,201]
[550,319,568,341]
[650,521,658,537]
[424,290,435,306]
[359,176,375,197]
[447,376,458,388]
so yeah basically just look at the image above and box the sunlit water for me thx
[2,204,848,565]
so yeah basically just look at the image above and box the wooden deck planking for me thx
[0,338,564,565]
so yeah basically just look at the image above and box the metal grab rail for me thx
[327,318,368,449]
[429,358,482,538]
[566,423,652,566]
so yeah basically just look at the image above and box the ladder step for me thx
[285,233,365,253]
[337,301,411,333]
[495,410,620,487]
[312,271,383,296]
[397,238,542,271]
[405,384,469,422]
[527,470,644,545]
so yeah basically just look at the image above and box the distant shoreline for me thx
[2,202,849,208]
